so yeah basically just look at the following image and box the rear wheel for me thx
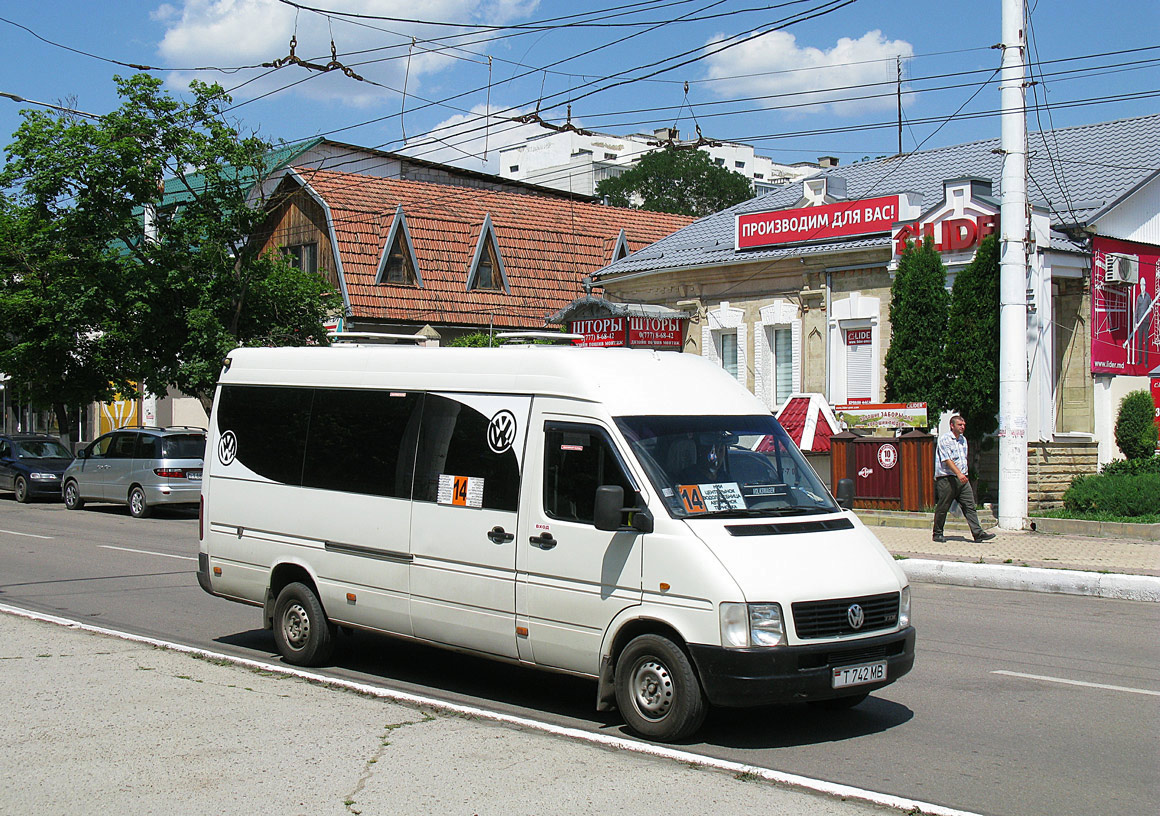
[128,486,151,518]
[614,634,706,742]
[273,582,335,666]
[14,477,30,503]
[63,481,85,510]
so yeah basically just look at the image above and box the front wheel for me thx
[63,481,85,510]
[614,634,706,742]
[273,582,335,666]
[128,486,151,518]
[14,477,30,503]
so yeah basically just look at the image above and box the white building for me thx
[498,128,821,197]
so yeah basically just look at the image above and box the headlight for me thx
[720,602,786,648]
[30,472,58,481]
[898,586,912,628]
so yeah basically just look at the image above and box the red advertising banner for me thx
[1152,376,1160,437]
[570,317,624,347]
[737,195,902,249]
[845,328,873,346]
[1091,236,1160,375]
[627,316,684,348]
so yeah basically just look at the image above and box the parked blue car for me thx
[0,433,75,502]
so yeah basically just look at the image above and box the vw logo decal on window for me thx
[218,430,238,466]
[847,603,865,630]
[487,410,517,454]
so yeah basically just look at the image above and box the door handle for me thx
[487,526,515,544]
[530,531,557,550]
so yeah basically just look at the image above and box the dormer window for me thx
[611,228,631,263]
[375,206,422,287]
[467,214,508,292]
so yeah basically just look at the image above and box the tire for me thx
[128,486,151,518]
[14,477,30,503]
[272,582,335,667]
[63,481,85,510]
[614,634,706,742]
[809,692,870,711]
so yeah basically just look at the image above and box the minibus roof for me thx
[219,345,769,417]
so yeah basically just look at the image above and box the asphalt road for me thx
[2,497,1157,816]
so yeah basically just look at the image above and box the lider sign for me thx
[736,195,902,249]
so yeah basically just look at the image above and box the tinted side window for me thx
[413,394,520,512]
[136,434,162,459]
[544,424,637,524]
[88,435,114,458]
[162,434,206,460]
[109,432,138,459]
[302,389,423,498]
[217,385,313,485]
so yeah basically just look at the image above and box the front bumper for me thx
[688,626,916,707]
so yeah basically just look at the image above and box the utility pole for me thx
[998,0,1029,529]
[897,55,903,155]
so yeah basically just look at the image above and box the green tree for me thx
[884,236,949,423]
[595,148,753,217]
[0,74,341,421]
[944,235,1000,472]
[1114,389,1159,460]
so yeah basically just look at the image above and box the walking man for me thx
[932,415,995,543]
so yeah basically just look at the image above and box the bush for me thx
[1063,472,1160,517]
[1100,455,1160,476]
[1114,390,1159,460]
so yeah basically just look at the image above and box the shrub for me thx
[1114,390,1159,460]
[1100,455,1160,476]
[1064,472,1160,517]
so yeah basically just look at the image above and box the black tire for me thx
[614,634,706,742]
[14,477,30,503]
[63,480,85,510]
[272,582,335,666]
[809,692,870,711]
[128,486,151,518]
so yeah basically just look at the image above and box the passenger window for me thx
[543,424,636,525]
[303,389,423,498]
[217,385,313,485]
[412,394,520,512]
[109,432,138,459]
[136,435,161,459]
[88,435,114,458]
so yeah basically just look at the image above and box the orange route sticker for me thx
[437,474,484,507]
[678,484,708,514]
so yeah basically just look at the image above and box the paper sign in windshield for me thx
[678,482,745,513]
[437,474,484,508]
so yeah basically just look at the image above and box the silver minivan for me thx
[63,426,206,518]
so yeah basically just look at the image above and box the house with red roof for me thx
[252,167,694,343]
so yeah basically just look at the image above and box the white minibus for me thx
[197,344,913,741]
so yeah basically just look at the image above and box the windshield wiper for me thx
[705,506,829,519]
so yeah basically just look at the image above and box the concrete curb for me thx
[900,559,1160,602]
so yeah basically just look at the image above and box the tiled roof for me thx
[296,168,694,329]
[595,113,1160,279]
[765,394,841,453]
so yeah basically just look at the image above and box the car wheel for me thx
[614,633,706,742]
[128,486,151,518]
[273,582,335,667]
[809,692,870,711]
[63,481,85,510]
[14,477,30,503]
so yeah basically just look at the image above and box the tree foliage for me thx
[944,235,1000,458]
[595,148,753,217]
[0,74,341,429]
[1114,389,1159,460]
[884,237,949,421]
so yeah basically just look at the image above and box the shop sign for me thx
[627,316,683,348]
[1151,376,1160,437]
[1091,236,1159,376]
[892,214,999,257]
[835,402,928,429]
[736,195,902,249]
[570,317,624,347]
[845,328,873,346]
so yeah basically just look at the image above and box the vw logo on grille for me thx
[217,430,238,466]
[847,603,865,630]
[487,410,517,454]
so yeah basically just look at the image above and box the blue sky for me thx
[2,1,1158,174]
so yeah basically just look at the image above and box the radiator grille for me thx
[792,592,899,639]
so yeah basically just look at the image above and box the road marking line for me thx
[992,670,1160,697]
[0,602,985,816]
[99,545,196,561]
[0,529,53,539]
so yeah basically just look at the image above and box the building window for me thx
[384,237,416,285]
[773,327,793,404]
[376,206,422,287]
[284,242,318,274]
[474,243,500,290]
[468,214,507,292]
[604,152,617,160]
[735,161,745,169]
[755,301,801,410]
[720,331,738,378]
[714,157,725,166]
[509,165,519,173]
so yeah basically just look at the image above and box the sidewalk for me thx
[0,609,940,816]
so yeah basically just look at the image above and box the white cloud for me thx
[701,30,915,117]
[154,0,538,107]
[399,103,548,172]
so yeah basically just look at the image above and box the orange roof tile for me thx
[294,167,695,329]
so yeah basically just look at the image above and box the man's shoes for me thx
[975,531,996,542]
[932,534,946,543]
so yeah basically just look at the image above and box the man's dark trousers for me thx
[932,475,985,539]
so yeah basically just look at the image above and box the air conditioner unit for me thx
[1103,253,1139,286]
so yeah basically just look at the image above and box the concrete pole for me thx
[998,0,1029,529]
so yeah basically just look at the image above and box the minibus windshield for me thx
[615,415,838,519]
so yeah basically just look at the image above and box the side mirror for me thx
[594,485,654,534]
[75,448,88,460]
[835,478,855,510]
